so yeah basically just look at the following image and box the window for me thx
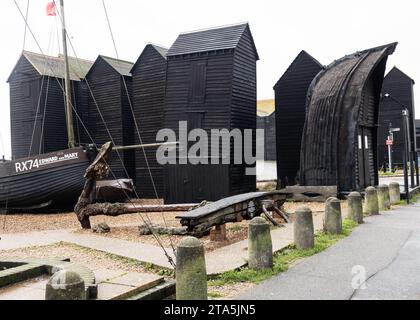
[189,61,207,103]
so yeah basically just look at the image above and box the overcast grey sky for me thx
[0,0,418,157]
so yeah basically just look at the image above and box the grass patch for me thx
[208,292,223,299]
[378,172,398,177]
[209,219,358,286]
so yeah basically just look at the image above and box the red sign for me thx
[386,139,393,146]
[46,2,56,16]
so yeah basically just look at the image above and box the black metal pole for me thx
[410,151,415,188]
[416,151,420,187]
[402,109,410,204]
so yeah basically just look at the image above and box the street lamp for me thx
[383,93,419,203]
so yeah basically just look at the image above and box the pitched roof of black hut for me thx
[130,44,168,73]
[96,55,134,76]
[167,22,259,59]
[7,51,93,82]
[273,50,324,90]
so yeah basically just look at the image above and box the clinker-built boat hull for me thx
[0,147,91,210]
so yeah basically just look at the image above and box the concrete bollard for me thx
[389,182,401,205]
[248,217,273,270]
[364,187,379,215]
[378,185,391,211]
[45,270,86,300]
[176,237,207,300]
[323,197,342,234]
[348,192,364,224]
[294,206,314,249]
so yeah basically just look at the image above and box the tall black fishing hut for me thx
[163,23,259,204]
[131,44,168,197]
[7,51,92,159]
[85,55,135,180]
[378,67,416,169]
[273,51,323,187]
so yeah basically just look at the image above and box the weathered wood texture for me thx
[177,191,290,233]
[86,56,135,180]
[300,43,397,193]
[257,112,276,161]
[0,147,91,209]
[274,51,323,187]
[163,23,259,204]
[74,142,198,228]
[131,45,168,197]
[378,67,416,167]
[284,186,337,202]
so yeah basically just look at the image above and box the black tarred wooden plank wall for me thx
[131,45,167,198]
[86,56,134,180]
[274,51,323,187]
[378,67,416,168]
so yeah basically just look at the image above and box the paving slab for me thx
[105,272,163,288]
[0,276,49,300]
[97,272,163,300]
[0,230,176,270]
[60,232,176,270]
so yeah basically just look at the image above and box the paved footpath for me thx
[237,201,420,300]
[0,211,328,275]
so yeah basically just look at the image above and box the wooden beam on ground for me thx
[284,186,338,202]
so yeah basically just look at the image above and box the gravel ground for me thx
[0,201,334,252]
[0,242,155,274]
[76,221,251,252]
[209,282,255,300]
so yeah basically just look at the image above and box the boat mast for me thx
[59,0,76,148]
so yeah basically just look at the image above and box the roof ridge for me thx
[23,50,93,63]
[386,66,415,84]
[99,55,134,65]
[179,22,248,35]
[274,50,323,89]
[148,43,168,50]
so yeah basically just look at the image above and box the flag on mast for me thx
[46,2,57,16]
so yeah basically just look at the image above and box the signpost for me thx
[387,137,393,172]
[386,126,400,172]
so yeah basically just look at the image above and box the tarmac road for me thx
[236,200,420,300]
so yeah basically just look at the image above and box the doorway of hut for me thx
[356,80,377,190]
[164,111,230,204]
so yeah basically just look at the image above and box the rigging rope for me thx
[28,75,45,156]
[29,20,55,156]
[38,76,50,154]
[72,81,82,145]
[101,0,177,257]
[0,132,5,158]
[52,0,176,264]
[22,0,29,50]
[13,0,176,268]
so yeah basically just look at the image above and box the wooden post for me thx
[210,225,227,242]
